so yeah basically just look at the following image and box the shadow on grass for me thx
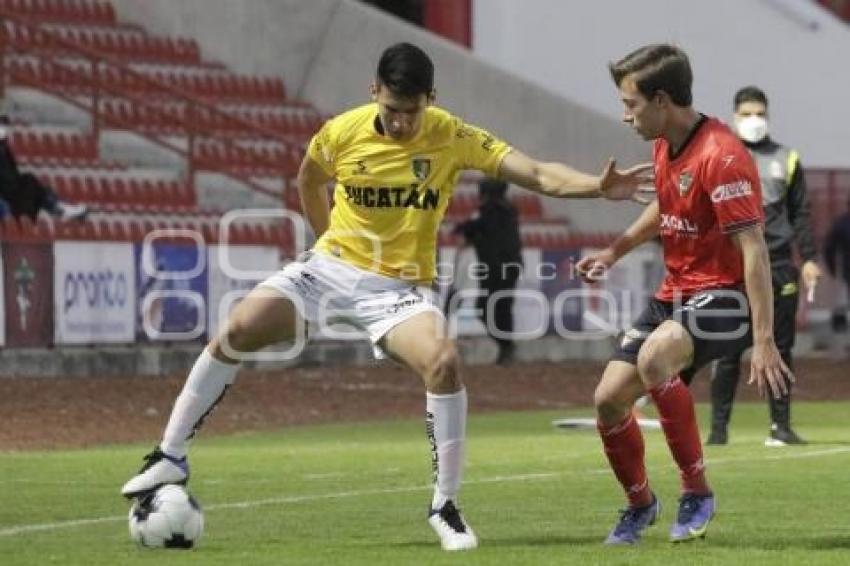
[385,534,604,549]
[793,440,850,446]
[370,533,850,553]
[801,536,850,550]
[483,534,604,547]
[698,534,850,551]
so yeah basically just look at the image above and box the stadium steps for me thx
[2,18,200,64]
[1,0,317,220]
[0,0,117,26]
[0,213,296,254]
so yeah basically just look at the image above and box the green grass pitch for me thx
[1,402,848,565]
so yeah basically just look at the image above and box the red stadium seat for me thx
[126,219,143,241]
[17,215,38,241]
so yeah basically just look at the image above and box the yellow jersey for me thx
[306,103,511,283]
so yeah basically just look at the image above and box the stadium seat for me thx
[0,1,329,248]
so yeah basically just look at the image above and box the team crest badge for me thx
[678,171,693,197]
[412,158,431,181]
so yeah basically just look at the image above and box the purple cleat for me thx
[669,492,715,542]
[604,493,661,545]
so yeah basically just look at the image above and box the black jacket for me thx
[0,140,53,220]
[455,197,522,278]
[743,138,817,274]
[0,140,22,206]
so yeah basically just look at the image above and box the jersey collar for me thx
[668,113,708,161]
[372,109,427,145]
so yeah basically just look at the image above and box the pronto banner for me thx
[3,242,53,347]
[54,241,135,344]
[207,244,280,338]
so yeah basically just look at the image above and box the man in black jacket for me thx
[453,178,523,364]
[701,86,821,446]
[0,114,88,221]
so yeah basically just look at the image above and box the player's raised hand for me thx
[575,248,616,283]
[748,340,795,399]
[598,159,656,204]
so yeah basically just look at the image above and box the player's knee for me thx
[423,345,461,394]
[594,385,629,424]
[216,319,267,357]
[636,342,667,384]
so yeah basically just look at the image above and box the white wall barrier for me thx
[438,244,663,340]
[207,244,281,338]
[580,244,664,336]
[11,239,662,347]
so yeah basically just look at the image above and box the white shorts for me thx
[258,251,443,359]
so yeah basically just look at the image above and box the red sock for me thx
[649,376,711,495]
[598,413,653,507]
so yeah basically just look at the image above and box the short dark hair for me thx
[608,44,693,106]
[733,86,768,110]
[376,42,434,98]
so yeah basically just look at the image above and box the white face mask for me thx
[735,115,768,143]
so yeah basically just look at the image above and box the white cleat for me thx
[121,447,189,498]
[427,500,478,551]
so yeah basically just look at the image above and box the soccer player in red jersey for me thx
[576,44,793,544]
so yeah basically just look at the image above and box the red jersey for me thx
[654,116,764,301]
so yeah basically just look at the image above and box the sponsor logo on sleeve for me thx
[710,180,753,203]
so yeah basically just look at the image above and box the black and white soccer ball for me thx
[128,485,204,549]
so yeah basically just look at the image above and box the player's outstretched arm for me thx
[296,154,334,239]
[497,150,655,203]
[575,200,660,283]
[732,226,795,399]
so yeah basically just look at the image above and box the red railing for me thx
[0,13,307,201]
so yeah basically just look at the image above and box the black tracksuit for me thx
[455,196,522,362]
[709,137,816,433]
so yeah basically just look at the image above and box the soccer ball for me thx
[128,485,204,549]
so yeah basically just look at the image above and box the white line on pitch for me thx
[2,447,849,538]
[0,471,557,537]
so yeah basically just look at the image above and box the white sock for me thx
[426,388,467,510]
[160,349,239,458]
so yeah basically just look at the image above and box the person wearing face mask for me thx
[702,86,821,446]
[0,113,89,222]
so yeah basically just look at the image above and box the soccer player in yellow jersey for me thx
[122,42,652,551]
